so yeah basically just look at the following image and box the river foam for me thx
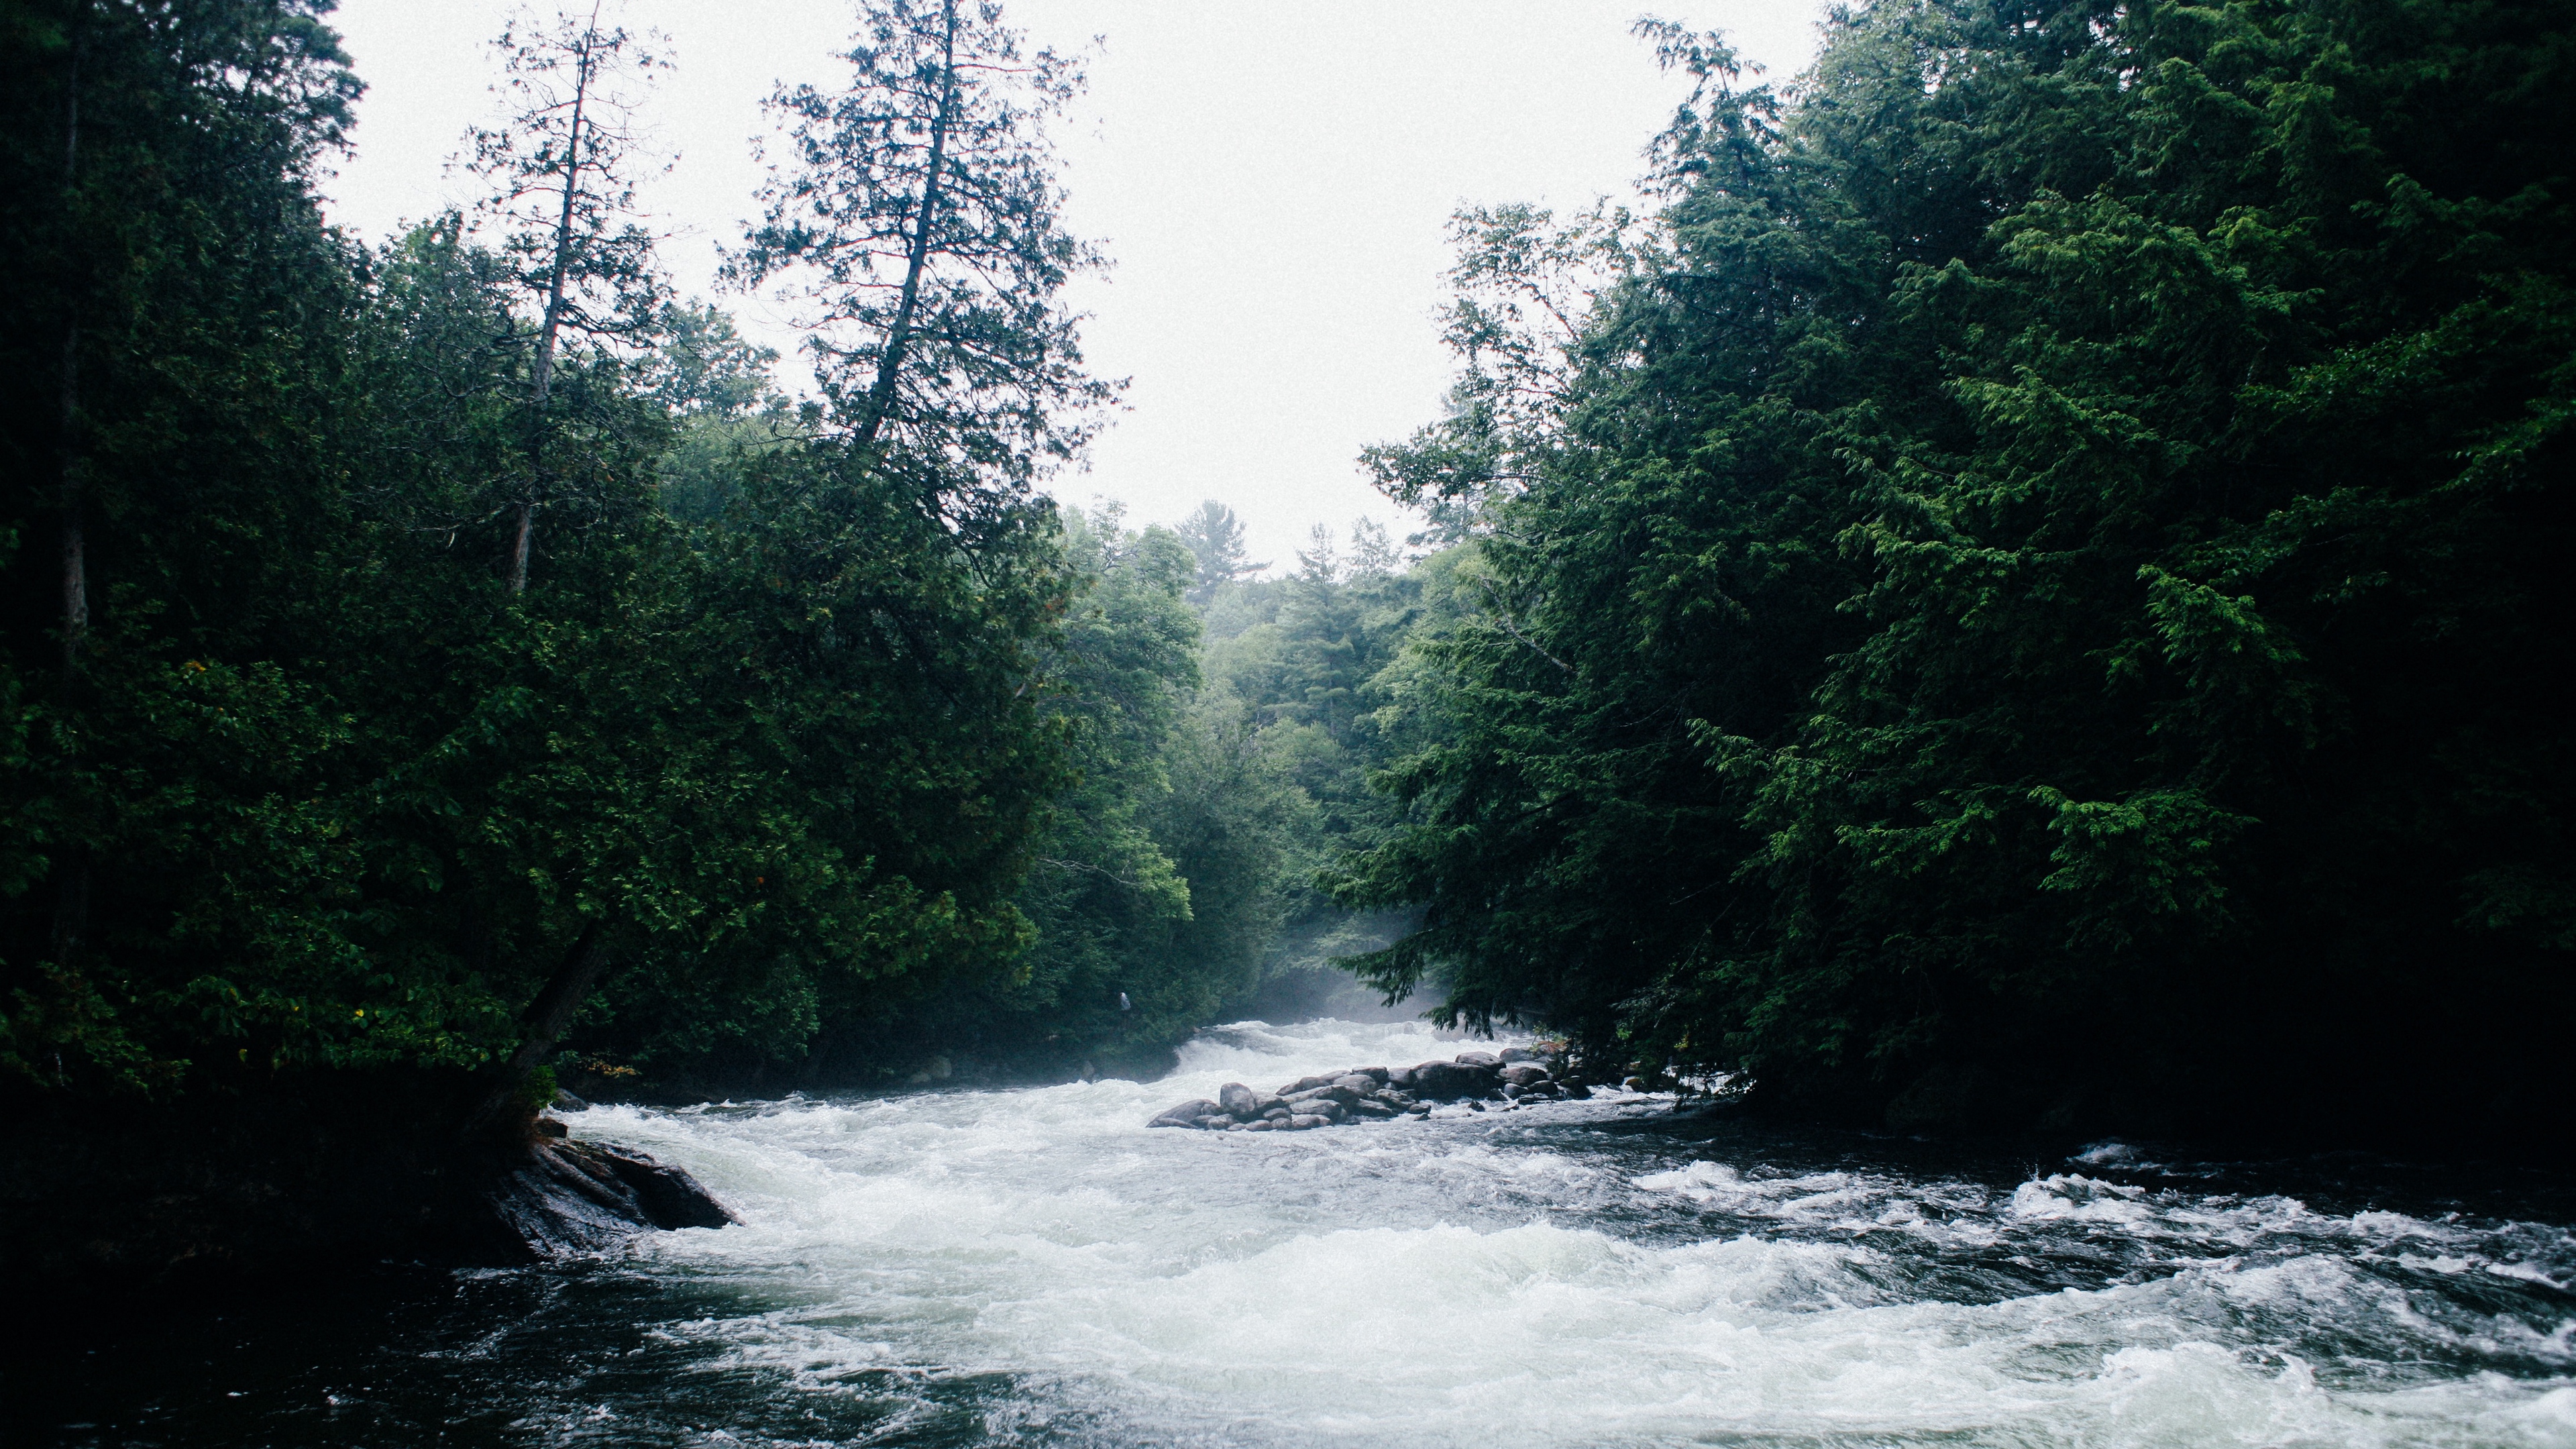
[541,1019,2576,1448]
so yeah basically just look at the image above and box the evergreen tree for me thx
[729,0,1115,533]
[1338,0,2576,1138]
[464,1,669,592]
[1173,499,1265,604]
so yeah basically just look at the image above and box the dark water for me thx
[15,1020,2575,1447]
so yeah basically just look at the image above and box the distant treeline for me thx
[1333,0,2574,1136]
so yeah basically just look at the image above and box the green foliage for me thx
[1171,501,1266,605]
[1340,0,2576,1130]
[0,0,1096,1104]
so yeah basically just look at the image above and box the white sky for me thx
[321,0,1829,570]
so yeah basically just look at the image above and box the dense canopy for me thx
[1336,0,2574,1136]
[2,0,2565,1158]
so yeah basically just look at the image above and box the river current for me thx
[26,1018,2576,1447]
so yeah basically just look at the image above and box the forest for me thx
[2,0,2569,1278]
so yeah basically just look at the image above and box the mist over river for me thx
[25,1018,2576,1448]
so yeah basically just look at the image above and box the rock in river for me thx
[485,1139,737,1256]
[1148,1098,1226,1129]
[1406,1059,1503,1101]
[1144,1048,1527,1128]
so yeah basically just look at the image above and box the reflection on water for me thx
[21,1019,2576,1448]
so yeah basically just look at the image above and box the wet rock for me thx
[1562,1082,1594,1100]
[1387,1066,1417,1088]
[594,1144,736,1231]
[1498,1046,1540,1064]
[1454,1050,1503,1069]
[1468,1100,1487,1112]
[1499,1063,1552,1088]
[1251,1092,1286,1116]
[1246,1119,1279,1131]
[1195,1115,1234,1130]
[1350,1099,1397,1118]
[1287,1114,1329,1130]
[1332,1073,1379,1095]
[1348,1067,1391,1083]
[1284,1075,1336,1094]
[484,1139,737,1256]
[1147,1098,1224,1129]
[1218,1082,1261,1118]
[552,1089,590,1111]
[1406,1060,1501,1101]
[1501,1083,1526,1100]
[533,1116,570,1139]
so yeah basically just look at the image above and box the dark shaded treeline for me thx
[0,0,1407,1281]
[5,0,2567,1296]
[1338,0,2575,1140]
[0,0,1064,1109]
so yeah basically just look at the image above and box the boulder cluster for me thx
[1146,1047,1589,1131]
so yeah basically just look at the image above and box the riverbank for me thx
[12,1018,2574,1449]
[5,1012,2561,1303]
[0,1067,731,1295]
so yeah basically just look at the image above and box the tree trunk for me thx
[508,15,599,595]
[463,921,614,1139]
[852,0,959,451]
[506,498,535,594]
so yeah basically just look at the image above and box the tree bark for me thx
[506,498,534,594]
[463,921,613,1139]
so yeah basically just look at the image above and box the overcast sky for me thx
[321,0,1829,570]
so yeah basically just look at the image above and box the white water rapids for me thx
[528,1018,2576,1448]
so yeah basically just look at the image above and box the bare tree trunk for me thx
[464,921,614,1138]
[851,0,959,452]
[506,498,535,594]
[508,6,601,594]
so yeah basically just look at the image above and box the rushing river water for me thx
[25,1019,2576,1447]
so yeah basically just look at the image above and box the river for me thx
[23,1018,2576,1447]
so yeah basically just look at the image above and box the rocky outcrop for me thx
[484,1134,738,1256]
[0,1072,744,1293]
[1148,1097,1226,1129]
[1147,1051,1581,1131]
